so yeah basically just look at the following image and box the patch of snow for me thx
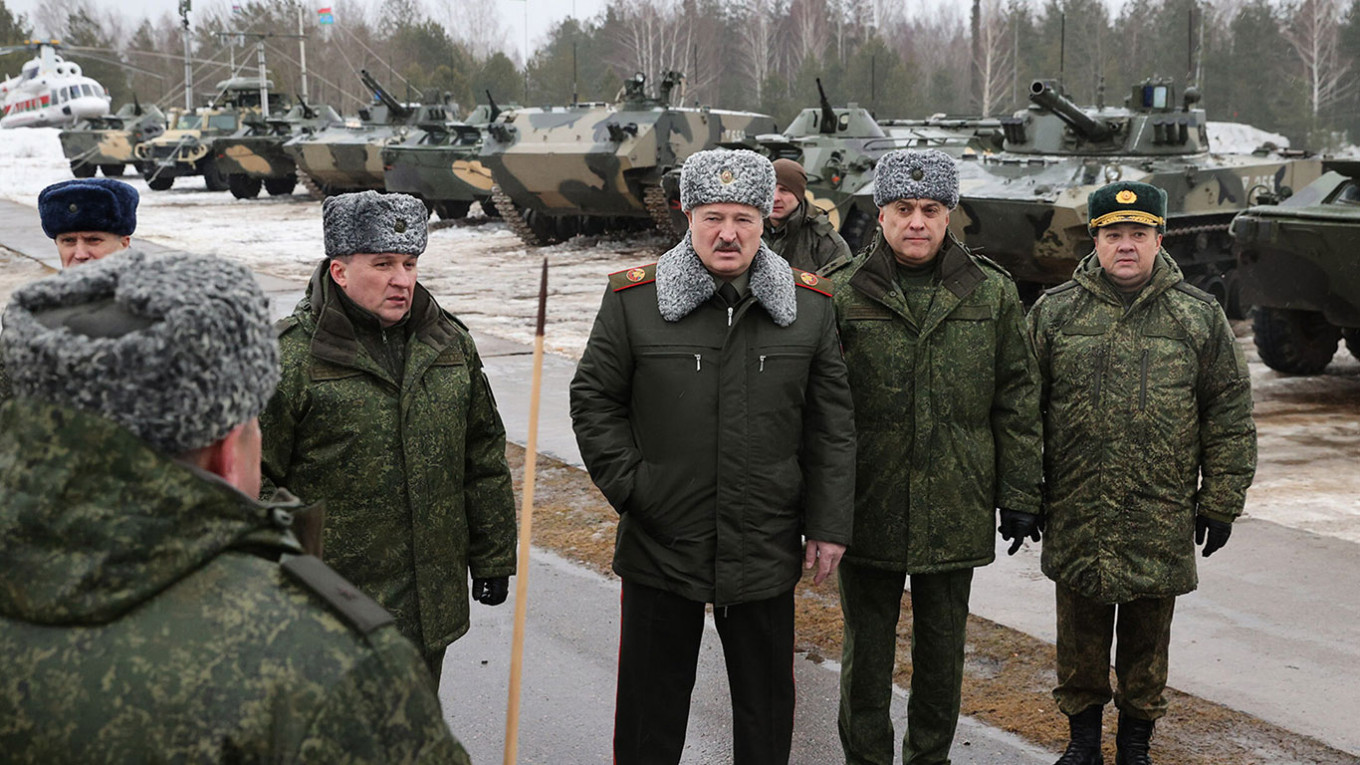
[1207,122,1289,154]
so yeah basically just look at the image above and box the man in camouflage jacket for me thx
[1028,181,1256,765]
[763,158,852,273]
[827,149,1043,765]
[0,252,469,764]
[260,191,517,681]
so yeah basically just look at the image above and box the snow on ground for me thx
[1207,122,1290,154]
[2,127,1359,543]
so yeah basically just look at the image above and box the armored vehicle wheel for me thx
[1344,328,1360,362]
[146,174,174,191]
[434,200,472,220]
[644,184,683,241]
[1253,306,1341,375]
[228,174,263,199]
[295,169,327,200]
[479,198,501,218]
[265,175,297,196]
[99,164,126,177]
[491,185,549,247]
[70,161,97,179]
[202,159,230,192]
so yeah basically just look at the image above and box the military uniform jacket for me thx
[764,203,853,274]
[828,230,1043,573]
[0,400,469,764]
[1027,251,1256,604]
[570,236,856,606]
[261,262,517,654]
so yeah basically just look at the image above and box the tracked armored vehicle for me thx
[1230,161,1360,374]
[380,97,503,220]
[950,78,1323,314]
[483,71,778,246]
[134,78,284,192]
[211,100,342,199]
[283,70,450,198]
[59,101,167,178]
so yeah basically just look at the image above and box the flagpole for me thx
[504,258,548,765]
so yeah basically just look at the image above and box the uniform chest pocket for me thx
[310,361,364,383]
[1140,326,1196,411]
[431,347,467,367]
[845,303,895,321]
[637,346,712,373]
[947,304,993,321]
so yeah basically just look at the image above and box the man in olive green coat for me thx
[571,149,855,765]
[1028,181,1256,765]
[827,149,1044,765]
[0,252,468,764]
[260,191,517,681]
[764,157,852,273]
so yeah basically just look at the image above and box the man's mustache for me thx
[714,241,743,253]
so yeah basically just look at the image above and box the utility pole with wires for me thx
[179,0,193,110]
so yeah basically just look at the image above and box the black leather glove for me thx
[472,576,510,606]
[998,509,1042,555]
[1195,515,1232,557]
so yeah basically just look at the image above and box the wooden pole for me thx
[504,258,548,765]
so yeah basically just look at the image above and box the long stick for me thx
[504,258,548,765]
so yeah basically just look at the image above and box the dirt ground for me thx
[507,444,1360,765]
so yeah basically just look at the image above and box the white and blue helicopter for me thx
[1,40,111,129]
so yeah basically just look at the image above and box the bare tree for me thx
[432,0,509,60]
[972,0,1012,116]
[1281,0,1352,127]
[788,0,829,73]
[605,0,718,100]
[735,0,776,102]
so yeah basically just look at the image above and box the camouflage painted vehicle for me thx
[1230,161,1360,374]
[211,100,342,200]
[482,71,778,246]
[134,78,284,192]
[59,101,167,179]
[380,98,502,220]
[283,70,451,198]
[950,78,1324,314]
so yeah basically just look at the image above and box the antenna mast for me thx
[179,0,193,110]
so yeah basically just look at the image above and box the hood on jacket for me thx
[1071,248,1184,306]
[655,232,797,326]
[0,400,301,626]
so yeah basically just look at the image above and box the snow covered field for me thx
[1,126,1357,544]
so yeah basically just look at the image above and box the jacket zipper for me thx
[1139,349,1150,411]
[727,306,734,327]
[759,355,766,372]
[1093,347,1106,406]
[694,353,702,372]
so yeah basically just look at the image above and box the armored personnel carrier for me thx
[134,78,285,191]
[283,69,450,198]
[380,97,502,219]
[1230,161,1360,374]
[950,78,1323,314]
[59,100,167,178]
[482,71,778,246]
[211,100,342,199]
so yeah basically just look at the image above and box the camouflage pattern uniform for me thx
[1027,249,1256,720]
[260,261,517,669]
[764,203,852,273]
[0,400,470,764]
[828,229,1043,765]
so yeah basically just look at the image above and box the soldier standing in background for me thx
[827,148,1044,765]
[1028,181,1256,765]
[763,157,852,273]
[260,190,517,682]
[0,252,469,763]
[571,149,855,765]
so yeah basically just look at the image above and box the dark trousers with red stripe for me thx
[614,579,796,765]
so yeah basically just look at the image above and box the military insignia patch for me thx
[911,169,924,181]
[800,272,819,286]
[394,218,408,233]
[69,203,78,212]
[720,169,735,184]
[1116,189,1137,204]
[627,268,647,283]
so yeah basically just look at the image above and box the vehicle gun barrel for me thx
[359,69,411,120]
[1029,80,1111,141]
[816,78,836,135]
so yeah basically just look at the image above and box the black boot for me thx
[1053,705,1104,765]
[1114,711,1155,765]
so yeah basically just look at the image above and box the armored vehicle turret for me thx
[211,100,342,199]
[283,69,448,198]
[1231,161,1360,374]
[59,100,167,178]
[951,78,1323,313]
[134,78,285,191]
[380,96,503,220]
[482,71,778,246]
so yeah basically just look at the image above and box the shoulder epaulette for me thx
[282,555,395,635]
[608,263,657,292]
[1172,280,1215,303]
[816,253,855,278]
[792,268,833,296]
[441,308,471,333]
[1043,280,1079,296]
[972,252,1014,279]
[274,315,300,337]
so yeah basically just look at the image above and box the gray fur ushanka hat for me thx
[873,149,959,209]
[323,190,428,258]
[2,251,280,455]
[680,149,776,217]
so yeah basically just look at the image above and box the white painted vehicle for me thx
[1,42,111,130]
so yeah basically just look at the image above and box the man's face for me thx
[55,231,130,268]
[769,184,801,224]
[878,198,950,267]
[1093,223,1161,290]
[686,202,763,278]
[329,252,419,327]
